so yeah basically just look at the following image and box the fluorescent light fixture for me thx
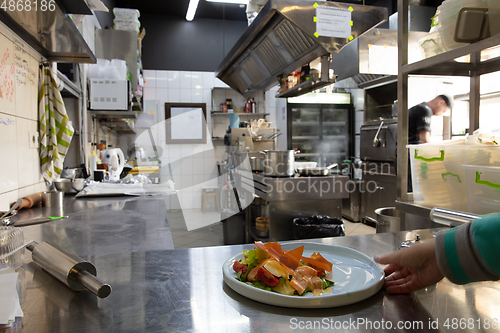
[206,0,248,4]
[186,0,200,21]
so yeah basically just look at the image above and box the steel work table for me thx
[5,197,500,332]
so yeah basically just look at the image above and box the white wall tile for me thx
[17,118,37,188]
[0,190,19,211]
[167,88,180,103]
[18,185,36,198]
[180,89,192,103]
[156,88,169,105]
[181,158,194,175]
[156,70,169,88]
[191,71,203,89]
[203,72,215,90]
[203,89,212,110]
[167,71,180,89]
[180,71,192,89]
[143,87,156,100]
[0,114,19,193]
[192,90,203,103]
[0,33,16,116]
[143,70,156,88]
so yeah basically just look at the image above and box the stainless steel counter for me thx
[6,198,500,333]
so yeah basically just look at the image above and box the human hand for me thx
[374,240,444,293]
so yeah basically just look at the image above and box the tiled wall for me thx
[0,23,45,210]
[0,15,99,211]
[138,70,278,211]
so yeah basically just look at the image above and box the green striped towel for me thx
[39,67,74,183]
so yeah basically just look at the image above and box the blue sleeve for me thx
[435,213,500,284]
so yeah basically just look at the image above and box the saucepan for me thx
[296,163,338,176]
[259,150,298,177]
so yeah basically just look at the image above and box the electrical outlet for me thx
[29,131,39,148]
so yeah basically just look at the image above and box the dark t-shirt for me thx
[408,102,432,144]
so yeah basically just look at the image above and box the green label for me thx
[476,171,500,189]
[442,172,462,183]
[415,149,445,162]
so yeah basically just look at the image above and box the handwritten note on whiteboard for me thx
[316,6,351,38]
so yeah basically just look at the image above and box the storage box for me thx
[89,79,129,110]
[463,165,500,214]
[408,140,500,211]
[487,0,500,36]
[113,8,140,21]
[419,31,445,58]
[114,19,140,33]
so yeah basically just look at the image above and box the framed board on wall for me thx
[165,103,207,144]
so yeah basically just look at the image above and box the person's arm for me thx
[374,240,444,293]
[375,213,500,293]
[435,213,500,284]
[418,130,430,143]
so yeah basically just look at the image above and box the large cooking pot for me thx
[260,150,296,177]
[250,157,264,172]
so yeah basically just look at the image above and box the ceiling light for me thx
[206,0,248,4]
[186,0,200,21]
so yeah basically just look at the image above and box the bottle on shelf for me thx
[226,99,233,113]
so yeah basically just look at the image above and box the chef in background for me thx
[246,0,268,25]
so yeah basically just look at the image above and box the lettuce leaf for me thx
[322,279,335,289]
[245,280,272,292]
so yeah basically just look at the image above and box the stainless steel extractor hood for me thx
[331,28,428,89]
[0,0,96,63]
[216,0,387,98]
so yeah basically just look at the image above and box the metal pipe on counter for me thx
[430,208,479,227]
[26,241,111,298]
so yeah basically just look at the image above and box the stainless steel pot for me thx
[250,157,264,172]
[260,150,295,177]
[374,207,402,233]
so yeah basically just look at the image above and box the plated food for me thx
[222,242,385,308]
[232,241,335,297]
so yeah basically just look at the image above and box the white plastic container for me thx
[439,21,468,51]
[463,165,500,214]
[114,19,140,33]
[408,140,500,211]
[419,31,445,58]
[113,7,140,21]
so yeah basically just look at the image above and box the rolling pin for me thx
[26,241,112,298]
[11,192,43,210]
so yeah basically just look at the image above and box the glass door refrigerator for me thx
[287,93,353,167]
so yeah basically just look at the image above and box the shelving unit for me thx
[396,0,500,203]
[99,121,136,134]
[211,112,270,117]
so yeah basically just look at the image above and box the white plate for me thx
[222,242,384,308]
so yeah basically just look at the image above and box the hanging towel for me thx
[39,66,74,183]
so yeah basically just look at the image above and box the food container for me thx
[439,21,468,51]
[113,7,140,21]
[260,150,296,177]
[0,226,24,271]
[418,31,445,58]
[463,165,500,214]
[250,157,264,172]
[114,19,141,32]
[408,140,500,211]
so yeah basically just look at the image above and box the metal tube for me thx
[29,242,111,298]
[430,208,479,227]
[73,270,112,299]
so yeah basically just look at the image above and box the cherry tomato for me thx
[257,267,280,287]
[233,261,248,275]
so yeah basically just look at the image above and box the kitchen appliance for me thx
[89,79,129,110]
[100,148,125,181]
[287,93,353,166]
[296,163,338,176]
[216,0,387,98]
[359,119,398,225]
[260,150,296,177]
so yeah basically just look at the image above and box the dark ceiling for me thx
[113,0,248,21]
[111,0,401,22]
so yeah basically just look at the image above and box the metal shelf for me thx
[211,112,269,117]
[402,34,500,76]
[292,121,346,126]
[276,78,335,98]
[57,71,81,98]
[88,110,138,119]
[100,121,136,134]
